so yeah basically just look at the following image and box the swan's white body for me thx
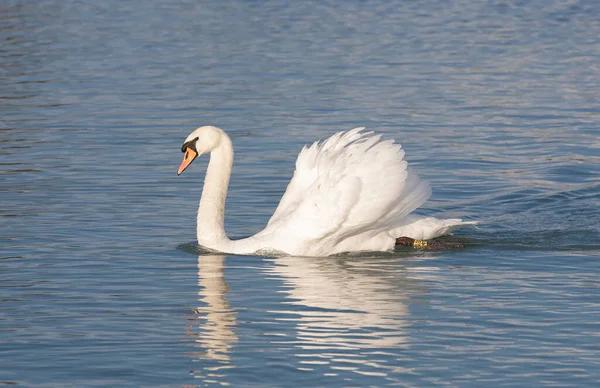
[179,126,475,257]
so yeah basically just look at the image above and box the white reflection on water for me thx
[189,255,238,364]
[189,253,427,381]
[268,256,414,349]
[265,255,426,379]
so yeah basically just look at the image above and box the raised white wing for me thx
[257,128,431,255]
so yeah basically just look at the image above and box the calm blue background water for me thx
[2,1,600,386]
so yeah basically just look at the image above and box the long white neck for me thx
[197,134,234,249]
[195,131,264,255]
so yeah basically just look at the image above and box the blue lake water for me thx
[2,0,600,386]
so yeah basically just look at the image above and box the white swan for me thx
[178,126,476,256]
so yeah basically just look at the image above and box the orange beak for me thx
[178,147,198,175]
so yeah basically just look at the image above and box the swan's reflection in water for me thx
[189,253,425,383]
[188,254,237,383]
[268,256,414,348]
[266,255,423,379]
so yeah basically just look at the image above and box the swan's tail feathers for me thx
[434,219,479,237]
[392,216,479,241]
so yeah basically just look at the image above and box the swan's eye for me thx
[181,137,199,153]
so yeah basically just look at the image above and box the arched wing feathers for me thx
[259,128,431,254]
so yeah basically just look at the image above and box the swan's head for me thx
[177,126,224,175]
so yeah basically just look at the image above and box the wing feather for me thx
[259,128,431,255]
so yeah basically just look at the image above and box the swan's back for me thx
[258,128,431,256]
